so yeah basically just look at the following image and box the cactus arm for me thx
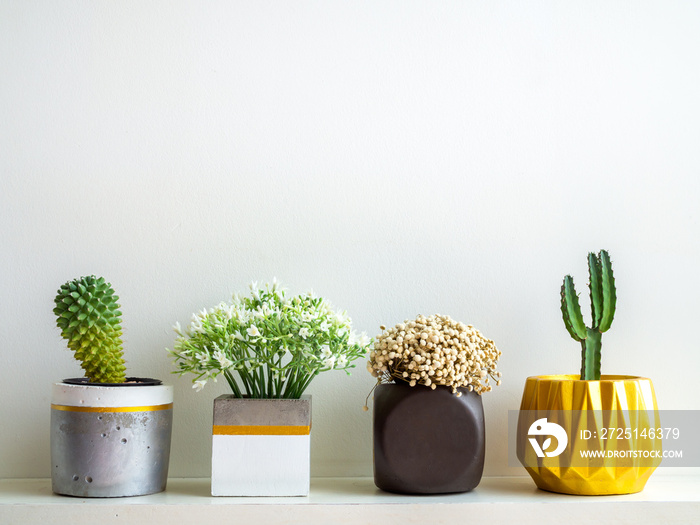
[588,252,603,330]
[598,250,616,332]
[581,328,602,380]
[561,276,587,341]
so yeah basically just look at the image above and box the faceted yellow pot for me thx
[517,375,661,495]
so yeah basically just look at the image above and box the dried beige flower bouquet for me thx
[368,314,501,396]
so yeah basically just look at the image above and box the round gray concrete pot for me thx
[50,378,173,497]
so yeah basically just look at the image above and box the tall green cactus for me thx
[560,250,616,380]
[53,276,126,383]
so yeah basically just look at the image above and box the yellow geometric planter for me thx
[516,375,661,495]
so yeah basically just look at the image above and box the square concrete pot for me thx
[211,395,312,496]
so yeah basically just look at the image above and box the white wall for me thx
[1,1,699,479]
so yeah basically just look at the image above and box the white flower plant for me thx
[168,281,372,399]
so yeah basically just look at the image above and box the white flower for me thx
[190,314,203,334]
[214,349,233,369]
[299,327,310,339]
[319,320,330,332]
[216,302,233,320]
[195,352,209,366]
[173,321,183,335]
[252,303,276,319]
[262,303,274,317]
[193,379,207,392]
[322,356,336,369]
[337,355,348,368]
[358,332,370,347]
[247,325,261,337]
[320,345,332,359]
[249,281,260,300]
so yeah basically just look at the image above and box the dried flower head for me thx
[367,314,502,395]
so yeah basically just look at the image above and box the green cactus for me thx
[560,250,616,381]
[53,276,126,383]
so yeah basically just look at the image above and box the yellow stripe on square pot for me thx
[211,395,312,496]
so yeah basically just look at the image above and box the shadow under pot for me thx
[51,378,173,498]
[373,381,485,494]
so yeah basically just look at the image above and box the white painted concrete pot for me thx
[211,395,311,496]
[51,378,173,497]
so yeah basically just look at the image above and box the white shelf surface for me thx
[1,476,699,524]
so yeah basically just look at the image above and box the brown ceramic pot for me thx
[373,381,485,494]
